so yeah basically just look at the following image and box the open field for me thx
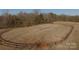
[0,21,79,49]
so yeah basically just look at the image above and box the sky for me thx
[0,9,79,16]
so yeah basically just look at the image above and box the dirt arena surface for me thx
[0,22,79,50]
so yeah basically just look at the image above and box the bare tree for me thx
[33,9,40,15]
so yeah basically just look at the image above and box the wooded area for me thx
[0,12,79,28]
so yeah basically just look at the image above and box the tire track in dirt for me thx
[0,29,36,49]
[0,24,74,49]
[53,24,74,45]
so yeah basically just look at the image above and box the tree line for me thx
[0,12,79,28]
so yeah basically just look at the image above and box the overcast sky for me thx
[0,9,79,16]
